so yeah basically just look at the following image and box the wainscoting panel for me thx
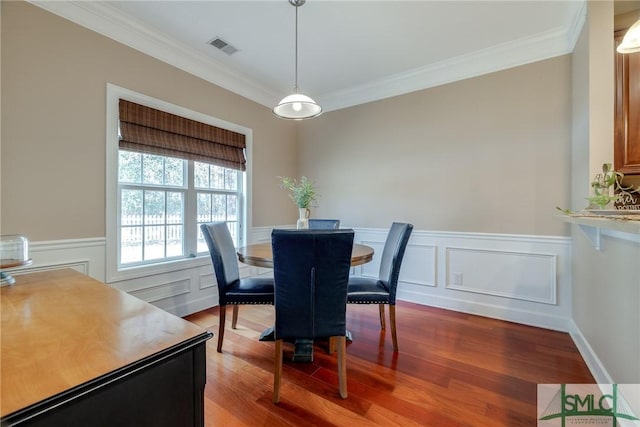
[445,247,557,304]
[128,278,191,303]
[16,238,106,280]
[353,228,572,332]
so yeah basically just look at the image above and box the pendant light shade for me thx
[274,92,322,119]
[273,0,322,120]
[617,18,640,54]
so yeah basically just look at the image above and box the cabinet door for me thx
[614,31,640,175]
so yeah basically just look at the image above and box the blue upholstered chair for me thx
[308,218,341,229]
[271,229,354,403]
[347,222,413,352]
[201,222,274,353]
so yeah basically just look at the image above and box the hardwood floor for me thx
[184,301,594,426]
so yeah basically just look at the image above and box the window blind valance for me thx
[119,99,246,171]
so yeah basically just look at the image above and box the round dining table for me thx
[236,240,375,363]
[237,242,374,269]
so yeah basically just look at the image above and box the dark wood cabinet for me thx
[614,30,640,176]
[0,269,213,427]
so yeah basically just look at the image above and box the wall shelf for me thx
[557,214,640,250]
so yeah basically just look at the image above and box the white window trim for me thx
[105,83,253,283]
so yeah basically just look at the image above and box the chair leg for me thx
[389,304,398,352]
[231,305,239,329]
[217,305,226,353]
[336,335,348,399]
[328,336,336,354]
[273,339,284,404]
[379,304,386,330]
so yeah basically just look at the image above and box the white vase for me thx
[296,208,310,229]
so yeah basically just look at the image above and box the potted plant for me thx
[587,163,620,209]
[279,176,318,228]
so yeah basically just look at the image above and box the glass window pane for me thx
[165,157,185,186]
[197,228,208,254]
[211,166,225,189]
[166,225,183,257]
[121,189,143,225]
[225,170,237,190]
[121,226,142,264]
[227,222,238,247]
[212,194,226,221]
[197,193,211,223]
[194,162,209,189]
[119,151,142,183]
[144,191,165,224]
[144,225,165,260]
[167,192,183,224]
[142,154,164,185]
[227,195,238,221]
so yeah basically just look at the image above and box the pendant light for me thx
[273,0,322,120]
[617,17,640,54]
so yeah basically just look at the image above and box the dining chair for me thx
[347,222,413,352]
[200,222,274,353]
[271,229,354,403]
[308,218,341,229]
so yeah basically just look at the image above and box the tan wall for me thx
[571,0,640,384]
[297,56,572,236]
[1,1,574,239]
[1,1,297,240]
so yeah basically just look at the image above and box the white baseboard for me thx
[567,319,614,384]
[399,289,572,332]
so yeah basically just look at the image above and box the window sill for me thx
[107,255,211,283]
[556,214,640,250]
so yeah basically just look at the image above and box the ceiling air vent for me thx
[208,37,238,55]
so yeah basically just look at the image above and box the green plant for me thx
[278,176,318,208]
[591,163,617,195]
[587,163,620,209]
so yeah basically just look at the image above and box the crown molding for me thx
[28,0,279,108]
[318,15,586,111]
[28,0,586,114]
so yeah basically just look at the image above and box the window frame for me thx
[106,84,252,283]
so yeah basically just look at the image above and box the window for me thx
[117,152,242,267]
[106,84,252,281]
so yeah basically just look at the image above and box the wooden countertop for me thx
[1,269,210,417]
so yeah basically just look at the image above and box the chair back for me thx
[272,229,354,340]
[200,222,240,303]
[308,219,341,229]
[378,222,413,303]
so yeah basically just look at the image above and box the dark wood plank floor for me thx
[184,301,594,426]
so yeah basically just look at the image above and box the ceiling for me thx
[31,1,590,113]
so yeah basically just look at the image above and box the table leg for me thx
[259,327,352,362]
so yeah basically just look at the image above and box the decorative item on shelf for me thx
[278,176,318,229]
[0,234,32,286]
[614,177,640,211]
[586,163,620,210]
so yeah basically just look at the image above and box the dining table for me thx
[236,240,374,362]
[237,241,374,269]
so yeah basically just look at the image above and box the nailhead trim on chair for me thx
[228,302,273,304]
[347,301,391,304]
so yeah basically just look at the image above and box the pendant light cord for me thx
[294,3,299,93]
